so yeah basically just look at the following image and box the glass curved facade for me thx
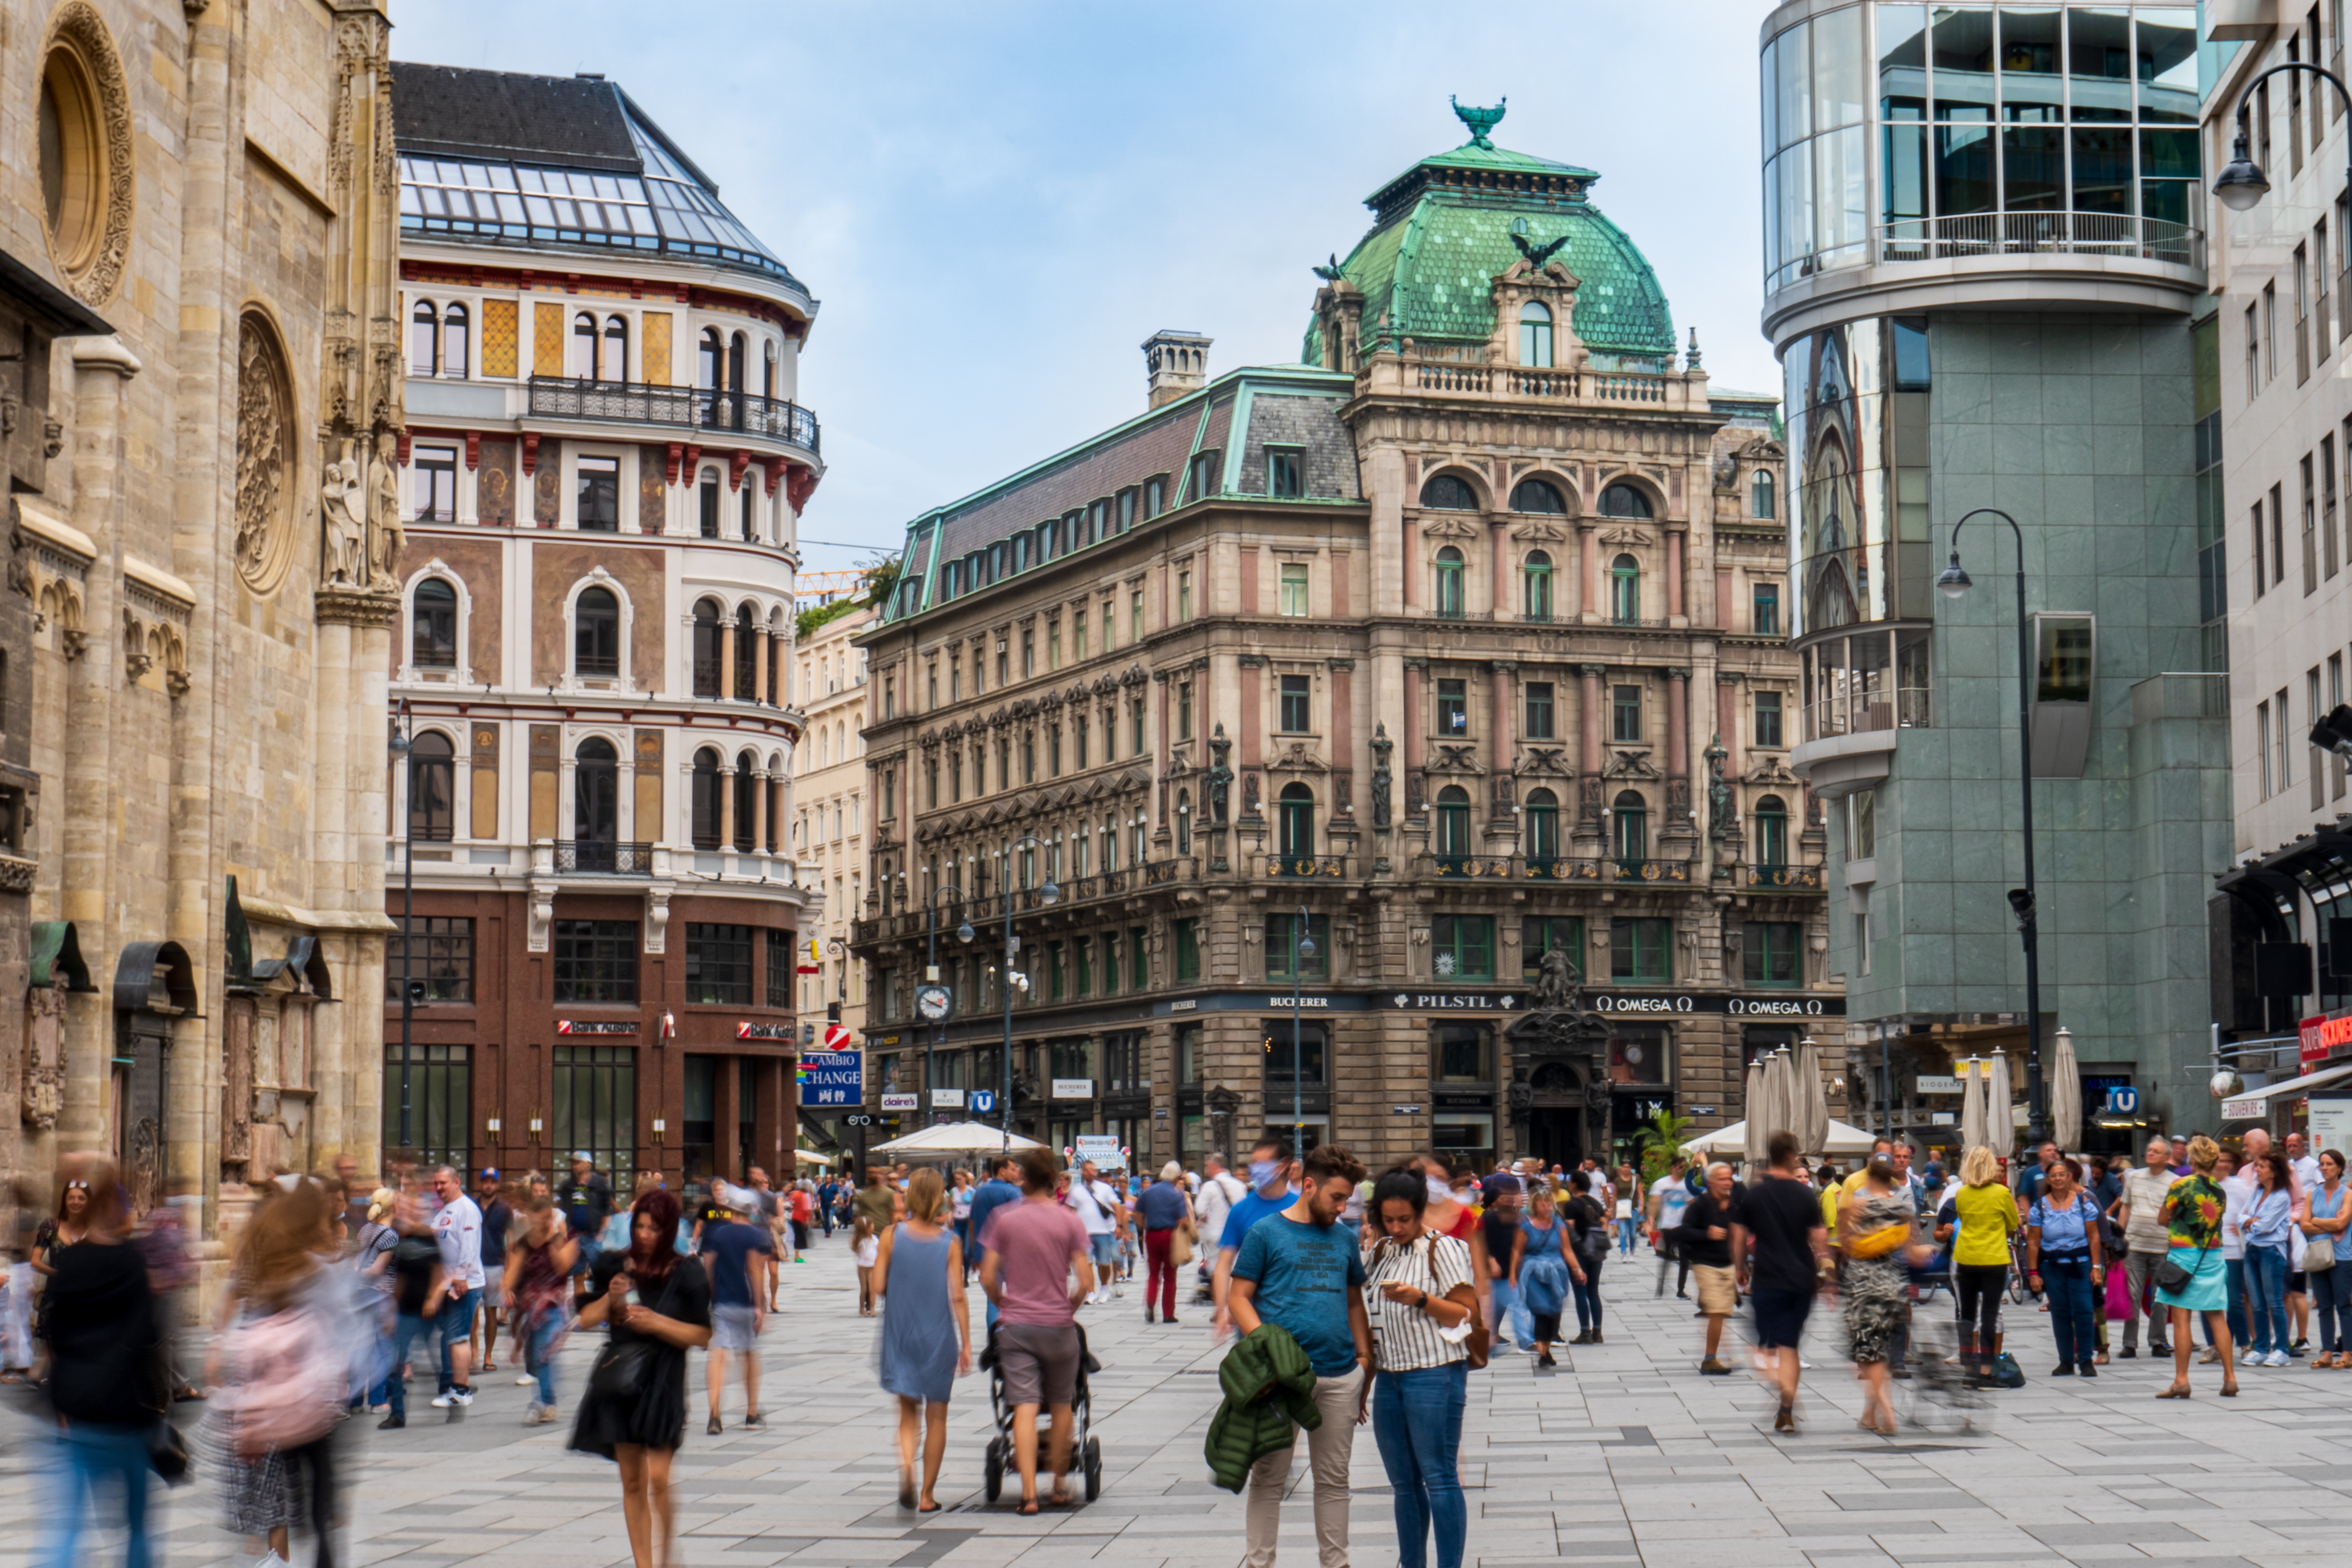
[1763,3,2202,295]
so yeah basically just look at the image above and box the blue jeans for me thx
[1370,1363,1466,1568]
[528,1310,562,1406]
[2223,1257,2248,1349]
[40,1421,152,1568]
[2246,1245,2290,1354]
[385,1311,430,1420]
[1488,1278,1520,1345]
[2042,1257,2096,1366]
[1571,1255,1604,1334]
[438,1287,481,1390]
[1617,1218,1638,1257]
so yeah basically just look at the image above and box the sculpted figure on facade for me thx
[321,449,364,585]
[365,442,404,587]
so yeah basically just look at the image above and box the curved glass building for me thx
[1761,1,2231,1142]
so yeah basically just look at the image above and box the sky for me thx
[393,0,1778,579]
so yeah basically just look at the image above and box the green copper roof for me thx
[1308,103,1676,367]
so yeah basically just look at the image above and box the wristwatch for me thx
[1417,1289,1430,1310]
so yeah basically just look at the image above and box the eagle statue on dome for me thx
[1311,253,1346,282]
[1511,231,1570,269]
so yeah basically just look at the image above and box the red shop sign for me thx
[2301,1013,2352,1065]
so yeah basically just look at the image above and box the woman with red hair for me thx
[570,1187,713,1568]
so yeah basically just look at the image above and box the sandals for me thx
[1016,1499,1041,1517]
[1045,1488,1075,1508]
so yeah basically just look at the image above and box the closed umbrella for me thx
[1795,1036,1829,1162]
[1986,1050,2016,1157]
[1959,1057,1987,1154]
[1763,1049,1797,1145]
[1743,1060,1770,1171]
[2049,1026,2082,1152]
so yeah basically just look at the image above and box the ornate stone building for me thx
[381,67,817,1190]
[0,0,403,1259]
[852,105,1838,1173]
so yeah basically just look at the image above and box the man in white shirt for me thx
[428,1164,486,1412]
[1650,1158,1695,1298]
[1195,1155,1245,1302]
[1068,1161,1125,1304]
[2110,1138,2179,1359]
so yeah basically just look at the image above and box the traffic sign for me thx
[969,1089,996,1113]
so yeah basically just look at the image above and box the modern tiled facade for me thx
[1766,0,2233,1145]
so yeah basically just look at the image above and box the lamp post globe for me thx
[2212,134,2270,211]
[956,919,976,944]
[1936,553,1973,599]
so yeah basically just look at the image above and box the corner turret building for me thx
[851,105,1833,1172]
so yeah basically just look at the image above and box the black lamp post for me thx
[998,834,1056,1154]
[924,878,972,1125]
[388,699,416,1153]
[1936,508,2045,1147]
[2214,62,2352,216]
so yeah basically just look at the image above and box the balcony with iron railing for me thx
[1263,855,1351,880]
[553,840,655,875]
[526,376,821,454]
[1741,863,1824,892]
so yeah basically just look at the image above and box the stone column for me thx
[1490,520,1510,615]
[1578,523,1599,624]
[720,619,738,702]
[1665,529,1686,620]
[1402,659,1425,816]
[753,630,769,706]
[1718,675,1742,776]
[752,767,770,853]
[719,762,738,850]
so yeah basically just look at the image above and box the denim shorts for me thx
[440,1286,481,1339]
[1088,1233,1120,1269]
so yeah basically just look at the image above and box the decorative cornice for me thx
[315,584,399,627]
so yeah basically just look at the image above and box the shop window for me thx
[385,916,474,1003]
[1608,1026,1671,1085]
[381,1041,468,1171]
[1261,1020,1328,1087]
[1743,920,1802,988]
[1178,1023,1204,1083]
[1521,915,1584,984]
[552,1044,635,1189]
[1431,1022,1492,1083]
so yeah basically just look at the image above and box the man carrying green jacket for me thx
[1204,1322,1319,1492]
[1227,1143,1372,1568]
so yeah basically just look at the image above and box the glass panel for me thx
[1930,7,1996,120]
[1815,125,1867,268]
[2136,9,2199,124]
[2002,125,2064,209]
[2067,7,2137,122]
[1877,4,1929,120]
[1813,5,1865,131]
[1998,9,2064,122]
[2070,127,2134,214]
[1935,122,1996,215]
[1776,19,1812,149]
[2035,615,2094,702]
[1777,146,1815,273]
[2139,127,2198,180]
[1760,33,1778,156]
[1883,122,1928,231]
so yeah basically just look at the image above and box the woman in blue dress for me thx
[1514,1184,1575,1368]
[875,1168,972,1511]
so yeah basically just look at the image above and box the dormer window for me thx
[1145,477,1165,517]
[1189,450,1219,500]
[1519,301,1553,367]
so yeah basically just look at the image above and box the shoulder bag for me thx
[2303,1187,2340,1273]
[586,1265,676,1401]
[2152,1181,2216,1294]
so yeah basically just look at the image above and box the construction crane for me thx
[793,568,869,606]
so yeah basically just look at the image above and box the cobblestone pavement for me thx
[0,1231,2339,1566]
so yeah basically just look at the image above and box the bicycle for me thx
[1894,1317,1989,1434]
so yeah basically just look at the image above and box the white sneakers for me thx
[429,1388,475,1408]
[515,1373,536,1386]
[524,1401,559,1425]
[2265,1349,2291,1367]
[2243,1347,2292,1366]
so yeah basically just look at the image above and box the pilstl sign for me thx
[2302,1013,2352,1066]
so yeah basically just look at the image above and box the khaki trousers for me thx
[1245,1364,1363,1568]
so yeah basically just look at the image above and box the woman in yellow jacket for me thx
[1948,1146,2022,1384]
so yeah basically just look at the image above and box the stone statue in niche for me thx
[1206,723,1233,825]
[21,985,64,1129]
[366,442,405,586]
[320,447,364,585]
[1370,722,1392,828]
[1704,733,1732,839]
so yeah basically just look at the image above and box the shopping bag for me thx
[2104,1256,2132,1321]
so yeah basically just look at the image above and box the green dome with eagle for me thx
[1303,100,1677,370]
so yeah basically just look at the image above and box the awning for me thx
[2220,1062,2352,1121]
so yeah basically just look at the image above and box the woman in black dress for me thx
[570,1187,711,1568]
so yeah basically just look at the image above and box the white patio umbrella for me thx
[1743,1060,1770,1171]
[2049,1027,2082,1152]
[1684,1117,1881,1158]
[1959,1057,1987,1154]
[867,1121,1047,1157]
[1795,1036,1829,1161]
[1986,1051,2016,1156]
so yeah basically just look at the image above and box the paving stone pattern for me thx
[0,1234,2341,1565]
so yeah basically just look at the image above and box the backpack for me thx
[224,1299,346,1457]
[1992,1350,2026,1389]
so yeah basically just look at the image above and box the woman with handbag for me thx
[1836,1155,1913,1434]
[571,1188,713,1568]
[2153,1135,2237,1398]
[1362,1169,1477,1568]
[2298,1149,2352,1366]
[1562,1171,1608,1345]
[2022,1157,2103,1378]
[2239,1152,2295,1368]
[1513,1183,1575,1366]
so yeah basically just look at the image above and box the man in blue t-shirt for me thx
[699,1185,775,1432]
[1212,1134,1300,1338]
[967,1154,1025,1322]
[1228,1143,1371,1568]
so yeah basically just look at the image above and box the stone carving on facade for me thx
[1268,741,1327,773]
[234,316,296,594]
[43,3,137,307]
[1745,755,1800,786]
[1704,733,1733,838]
[122,579,193,696]
[1206,723,1232,825]
[1602,749,1661,780]
[1427,743,1483,774]
[1370,722,1393,828]
[320,446,364,585]
[366,441,404,584]
[1420,515,1479,540]
[1241,768,1261,818]
[22,985,64,1129]
[1519,746,1570,777]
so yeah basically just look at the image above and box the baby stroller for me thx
[979,1322,1103,1503]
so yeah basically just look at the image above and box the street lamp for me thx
[924,878,969,1125]
[2213,62,2352,214]
[1290,906,1317,1151]
[388,701,417,1154]
[1000,833,1057,1154]
[1938,507,2046,1147]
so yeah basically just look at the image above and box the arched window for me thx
[575,586,620,677]
[699,467,721,538]
[1434,546,1465,619]
[767,612,782,704]
[692,599,722,697]
[739,480,755,541]
[763,339,778,398]
[1510,478,1566,514]
[569,311,597,378]
[574,737,619,847]
[1755,794,1789,867]
[1176,789,1192,855]
[733,749,757,851]
[1435,785,1473,858]
[1419,473,1478,510]
[1611,789,1648,864]
[722,332,747,430]
[690,747,721,849]
[733,604,757,699]
[1600,482,1652,518]
[698,328,724,391]
[1278,782,1315,859]
[441,302,469,379]
[1523,550,1553,622]
[1524,787,1560,865]
[409,300,437,376]
[603,315,628,382]
[1610,554,1641,624]
[412,579,457,668]
[407,731,455,843]
[1519,300,1553,368]
[1752,469,1775,519]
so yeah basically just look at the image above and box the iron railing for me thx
[1613,858,1692,884]
[1143,857,1196,886]
[1803,686,1933,742]
[526,376,822,454]
[1265,856,1350,879]
[555,840,653,875]
[1523,857,1606,882]
[1744,863,1825,891]
[1874,212,2201,270]
[1430,855,1517,879]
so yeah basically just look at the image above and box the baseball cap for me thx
[479,1167,500,1181]
[571,1151,594,1163]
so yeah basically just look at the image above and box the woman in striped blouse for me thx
[1363,1169,1478,1568]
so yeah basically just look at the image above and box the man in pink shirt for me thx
[979,1147,1097,1514]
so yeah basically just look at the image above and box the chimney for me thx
[1142,330,1211,410]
